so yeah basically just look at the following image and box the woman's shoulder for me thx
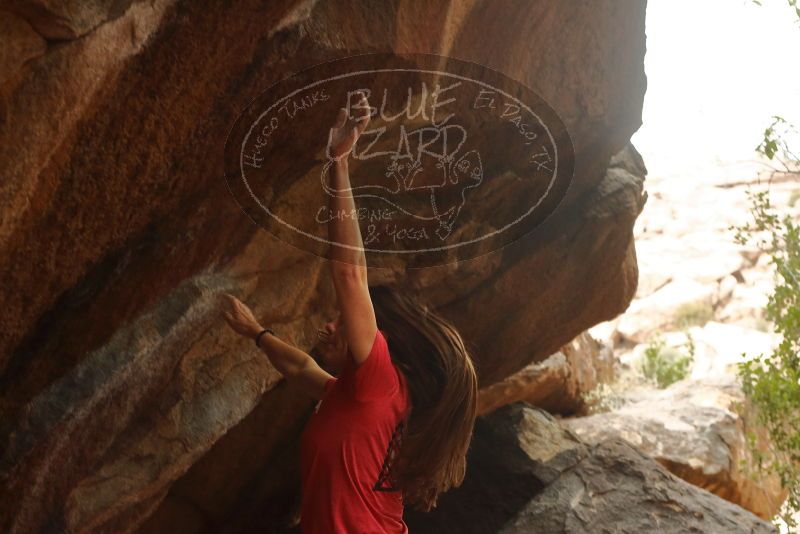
[341,327,404,402]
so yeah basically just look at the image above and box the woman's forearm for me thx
[328,158,367,270]
[257,333,314,378]
[219,293,316,378]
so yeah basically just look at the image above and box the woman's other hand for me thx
[220,293,263,339]
[327,91,371,160]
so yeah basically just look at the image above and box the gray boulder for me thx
[404,402,778,534]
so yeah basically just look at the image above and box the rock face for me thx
[561,375,788,520]
[0,0,648,532]
[404,402,778,534]
[477,331,615,417]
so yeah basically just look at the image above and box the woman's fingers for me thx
[345,92,369,132]
[222,293,243,315]
[335,107,347,128]
[220,295,236,316]
[222,311,242,333]
[326,93,370,159]
[354,94,370,134]
[231,298,256,321]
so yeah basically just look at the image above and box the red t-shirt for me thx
[299,328,410,534]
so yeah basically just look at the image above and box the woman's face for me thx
[317,313,348,372]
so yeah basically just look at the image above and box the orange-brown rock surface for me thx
[477,330,616,417]
[0,1,648,532]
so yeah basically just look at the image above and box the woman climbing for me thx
[220,91,479,533]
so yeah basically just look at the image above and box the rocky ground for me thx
[583,160,800,531]
[431,150,796,532]
[406,402,779,534]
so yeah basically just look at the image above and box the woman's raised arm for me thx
[326,92,378,366]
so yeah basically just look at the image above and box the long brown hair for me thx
[369,284,479,512]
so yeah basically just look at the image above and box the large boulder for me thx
[477,331,615,417]
[0,0,647,531]
[560,375,788,520]
[404,402,778,533]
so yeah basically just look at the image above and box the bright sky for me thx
[631,0,800,183]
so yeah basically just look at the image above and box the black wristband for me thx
[255,328,275,348]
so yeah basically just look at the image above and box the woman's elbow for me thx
[331,264,367,286]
